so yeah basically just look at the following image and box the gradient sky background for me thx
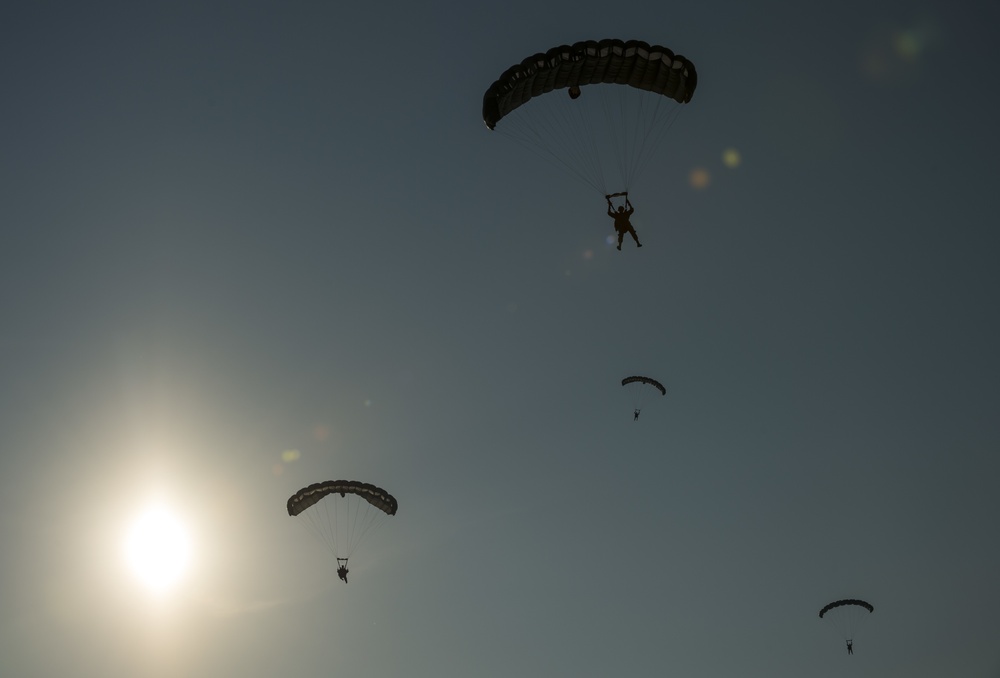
[2,1,999,677]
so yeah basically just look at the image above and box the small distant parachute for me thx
[819,599,874,619]
[621,375,666,395]
[819,599,874,650]
[622,375,666,418]
[288,480,397,573]
[483,39,697,196]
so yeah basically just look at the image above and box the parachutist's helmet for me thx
[568,85,581,100]
[617,206,625,213]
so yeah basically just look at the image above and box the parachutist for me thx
[818,599,873,653]
[622,376,666,418]
[568,85,581,99]
[607,195,641,250]
[288,481,397,586]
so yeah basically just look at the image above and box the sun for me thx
[124,505,193,594]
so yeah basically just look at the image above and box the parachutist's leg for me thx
[617,230,624,250]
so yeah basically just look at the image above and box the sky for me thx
[2,1,1000,676]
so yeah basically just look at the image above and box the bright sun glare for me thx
[124,505,193,594]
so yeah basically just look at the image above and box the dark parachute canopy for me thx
[818,599,874,618]
[288,480,397,569]
[483,39,697,130]
[287,480,398,517]
[621,375,666,396]
[482,39,697,195]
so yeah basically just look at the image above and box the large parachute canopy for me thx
[819,598,874,648]
[483,39,697,195]
[288,480,397,568]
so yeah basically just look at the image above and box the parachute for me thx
[819,599,874,649]
[622,375,666,418]
[287,480,397,573]
[483,39,697,195]
[818,599,874,619]
[621,375,666,395]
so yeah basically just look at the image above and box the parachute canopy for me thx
[621,375,666,396]
[483,39,697,130]
[483,39,697,195]
[818,599,874,618]
[287,480,398,517]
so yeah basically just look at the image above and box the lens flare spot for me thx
[313,425,330,442]
[690,168,711,189]
[893,30,922,60]
[272,463,285,476]
[722,148,741,168]
[281,449,301,463]
[582,249,594,260]
[860,18,940,82]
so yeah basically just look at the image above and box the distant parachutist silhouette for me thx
[633,409,641,421]
[337,558,349,583]
[846,639,853,655]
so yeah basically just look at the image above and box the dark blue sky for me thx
[2,1,999,676]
